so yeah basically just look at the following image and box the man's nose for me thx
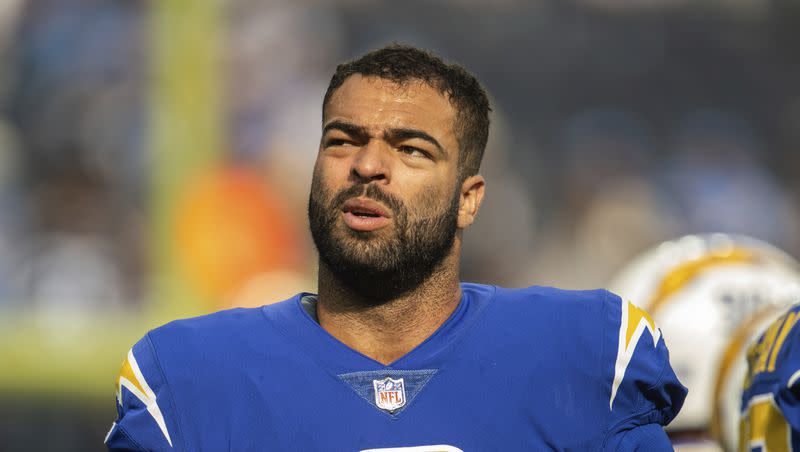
[351,140,390,183]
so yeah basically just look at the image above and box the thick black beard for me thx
[308,179,459,303]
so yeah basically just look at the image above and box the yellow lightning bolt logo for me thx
[115,349,173,447]
[610,300,661,410]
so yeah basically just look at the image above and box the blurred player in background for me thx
[106,44,685,451]
[609,233,800,451]
[738,302,800,451]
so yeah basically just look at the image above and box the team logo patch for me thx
[373,377,406,412]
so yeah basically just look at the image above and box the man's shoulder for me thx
[107,297,305,451]
[475,283,617,317]
[464,283,685,429]
[466,283,622,357]
[147,296,301,355]
[744,302,800,395]
[461,283,628,347]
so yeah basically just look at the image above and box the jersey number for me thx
[739,394,791,452]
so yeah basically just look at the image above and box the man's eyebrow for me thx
[322,121,446,156]
[386,128,445,155]
[322,120,368,141]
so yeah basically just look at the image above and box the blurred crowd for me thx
[0,0,798,315]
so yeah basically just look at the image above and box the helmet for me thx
[608,234,800,446]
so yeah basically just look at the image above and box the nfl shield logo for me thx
[373,377,406,412]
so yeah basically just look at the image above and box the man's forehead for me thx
[357,75,430,94]
[324,75,456,130]
[332,74,442,101]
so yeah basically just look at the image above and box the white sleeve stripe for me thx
[104,422,117,444]
[129,349,159,403]
[126,349,174,448]
[610,300,661,411]
[788,368,800,388]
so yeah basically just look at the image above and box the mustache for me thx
[330,184,405,215]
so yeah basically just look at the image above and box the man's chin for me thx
[342,228,379,240]
[338,221,394,239]
[332,247,397,271]
[334,226,395,246]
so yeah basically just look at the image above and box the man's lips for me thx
[342,198,391,218]
[341,198,392,231]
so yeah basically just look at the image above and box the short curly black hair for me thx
[323,44,491,179]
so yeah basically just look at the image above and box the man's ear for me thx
[457,174,485,229]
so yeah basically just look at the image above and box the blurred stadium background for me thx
[0,0,799,449]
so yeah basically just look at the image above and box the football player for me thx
[107,44,686,451]
[609,234,800,451]
[737,302,800,451]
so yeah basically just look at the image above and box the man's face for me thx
[308,75,463,299]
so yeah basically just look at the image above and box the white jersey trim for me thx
[119,348,173,447]
[610,299,661,410]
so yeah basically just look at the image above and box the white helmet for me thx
[608,234,800,448]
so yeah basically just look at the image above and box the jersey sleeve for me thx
[105,334,180,451]
[605,423,674,451]
[601,290,687,448]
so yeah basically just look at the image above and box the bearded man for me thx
[107,45,686,451]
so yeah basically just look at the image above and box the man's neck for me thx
[315,254,462,365]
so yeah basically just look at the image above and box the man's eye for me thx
[398,146,428,158]
[326,139,353,147]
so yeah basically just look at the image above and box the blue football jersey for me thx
[106,283,686,451]
[739,303,800,452]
